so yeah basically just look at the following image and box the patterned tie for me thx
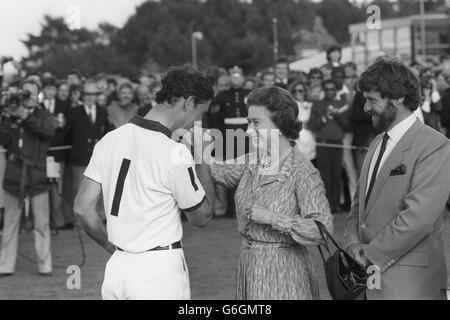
[365,133,389,207]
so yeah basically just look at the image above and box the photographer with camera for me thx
[0,79,58,277]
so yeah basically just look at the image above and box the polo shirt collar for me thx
[129,116,172,138]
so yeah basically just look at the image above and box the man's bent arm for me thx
[184,163,215,227]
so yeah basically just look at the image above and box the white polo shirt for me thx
[84,116,206,253]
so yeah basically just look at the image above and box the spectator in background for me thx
[261,71,276,87]
[57,81,70,104]
[107,82,140,129]
[274,57,289,89]
[0,79,58,277]
[149,81,162,107]
[309,79,351,213]
[332,67,352,103]
[440,72,450,139]
[243,77,258,91]
[41,77,71,232]
[64,81,110,226]
[415,75,442,131]
[409,61,423,78]
[320,45,343,81]
[139,74,157,87]
[332,67,357,212]
[69,84,83,109]
[307,68,324,102]
[136,84,153,117]
[351,90,375,176]
[106,78,118,104]
[289,81,316,161]
[66,70,82,88]
[97,93,108,109]
[211,65,250,218]
[25,72,42,88]
[204,66,231,218]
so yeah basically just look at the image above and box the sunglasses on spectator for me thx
[83,92,99,96]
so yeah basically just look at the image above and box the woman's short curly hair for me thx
[155,65,214,104]
[246,86,302,140]
[358,59,421,111]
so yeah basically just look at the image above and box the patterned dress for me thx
[211,146,333,300]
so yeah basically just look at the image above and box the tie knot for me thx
[382,132,389,143]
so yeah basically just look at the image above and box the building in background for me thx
[349,14,450,68]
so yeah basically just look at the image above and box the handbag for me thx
[314,220,368,300]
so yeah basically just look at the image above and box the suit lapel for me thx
[363,119,423,219]
[359,134,382,216]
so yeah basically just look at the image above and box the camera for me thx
[1,90,32,115]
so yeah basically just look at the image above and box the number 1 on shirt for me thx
[111,158,131,217]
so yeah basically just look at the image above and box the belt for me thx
[116,241,182,253]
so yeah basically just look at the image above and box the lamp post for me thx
[191,31,203,70]
[419,0,426,57]
[273,18,279,63]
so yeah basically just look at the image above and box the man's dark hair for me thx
[118,82,134,93]
[326,45,342,62]
[155,65,214,105]
[246,86,301,140]
[344,62,357,71]
[358,59,421,111]
[67,69,82,79]
[107,78,118,86]
[42,76,57,89]
[275,57,289,66]
[323,79,337,89]
[308,68,323,78]
[21,78,41,92]
[204,66,228,86]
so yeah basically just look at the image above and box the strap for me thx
[315,220,342,251]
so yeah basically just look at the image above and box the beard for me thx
[371,100,398,133]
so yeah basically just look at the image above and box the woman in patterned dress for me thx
[210,86,333,300]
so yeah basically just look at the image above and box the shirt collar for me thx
[129,116,172,138]
[387,113,417,143]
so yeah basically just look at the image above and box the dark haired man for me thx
[274,58,289,89]
[41,77,71,232]
[74,65,215,299]
[309,79,351,213]
[344,59,450,300]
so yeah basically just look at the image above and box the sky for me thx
[0,0,147,59]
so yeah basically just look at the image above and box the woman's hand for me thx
[245,205,277,226]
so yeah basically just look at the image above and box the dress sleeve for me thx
[272,164,333,246]
[210,154,251,189]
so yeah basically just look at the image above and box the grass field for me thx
[0,211,449,300]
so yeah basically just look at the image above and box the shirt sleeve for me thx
[167,145,206,211]
[84,138,105,183]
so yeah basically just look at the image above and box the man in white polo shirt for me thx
[73,66,216,300]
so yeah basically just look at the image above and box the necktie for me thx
[365,133,389,207]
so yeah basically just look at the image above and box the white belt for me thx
[224,117,247,125]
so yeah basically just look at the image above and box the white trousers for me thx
[102,248,190,300]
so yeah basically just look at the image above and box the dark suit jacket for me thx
[41,98,71,162]
[66,104,111,167]
[440,88,450,138]
[351,91,376,147]
[308,98,350,141]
